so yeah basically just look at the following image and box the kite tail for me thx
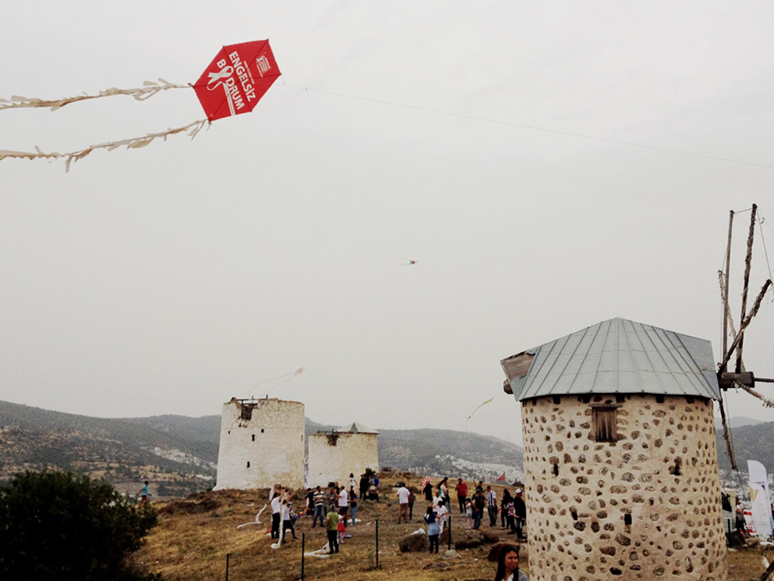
[0,78,189,112]
[0,118,209,172]
[466,397,495,421]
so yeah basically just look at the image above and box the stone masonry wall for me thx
[214,398,305,490]
[521,394,727,581]
[307,432,379,488]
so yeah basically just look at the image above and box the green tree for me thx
[0,470,159,581]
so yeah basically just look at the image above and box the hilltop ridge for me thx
[0,400,523,496]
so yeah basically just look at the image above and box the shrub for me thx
[0,470,159,581]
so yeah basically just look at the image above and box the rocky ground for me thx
[133,469,773,581]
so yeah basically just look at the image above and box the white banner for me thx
[748,460,773,539]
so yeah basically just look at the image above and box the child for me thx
[424,506,440,554]
[465,499,473,529]
[349,488,358,526]
[337,514,346,545]
[281,499,298,541]
[435,498,448,529]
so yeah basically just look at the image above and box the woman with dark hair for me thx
[439,477,450,508]
[501,489,512,528]
[494,544,528,581]
[423,478,433,501]
[502,489,516,534]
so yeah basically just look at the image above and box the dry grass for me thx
[134,471,769,581]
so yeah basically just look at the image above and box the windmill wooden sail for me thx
[716,203,773,470]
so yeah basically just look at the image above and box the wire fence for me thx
[219,516,456,581]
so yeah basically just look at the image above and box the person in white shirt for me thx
[338,486,349,522]
[435,497,448,534]
[270,492,282,539]
[486,486,498,527]
[396,483,411,523]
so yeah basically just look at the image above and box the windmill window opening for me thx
[592,406,618,443]
[261,428,265,433]
[246,461,250,468]
[252,434,255,441]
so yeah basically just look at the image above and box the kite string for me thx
[279,84,774,171]
[757,211,774,298]
[0,118,209,172]
[0,78,190,112]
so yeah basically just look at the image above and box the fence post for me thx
[225,553,230,581]
[448,515,452,550]
[301,533,305,580]
[376,519,380,568]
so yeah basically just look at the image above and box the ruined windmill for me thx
[716,203,774,470]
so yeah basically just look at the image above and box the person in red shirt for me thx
[455,478,468,514]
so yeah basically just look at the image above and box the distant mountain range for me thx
[0,401,524,497]
[3,398,772,498]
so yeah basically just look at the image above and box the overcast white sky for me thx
[1,1,773,446]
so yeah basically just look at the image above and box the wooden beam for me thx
[736,204,758,373]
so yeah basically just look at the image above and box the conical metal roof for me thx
[500,318,720,401]
[335,421,378,434]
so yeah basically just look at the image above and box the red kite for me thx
[1,40,281,170]
[193,40,281,122]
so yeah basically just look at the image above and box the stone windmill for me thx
[500,318,728,581]
[715,203,773,470]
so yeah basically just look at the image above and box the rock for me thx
[454,529,485,550]
[481,530,500,544]
[422,562,454,570]
[399,531,428,553]
[442,549,461,559]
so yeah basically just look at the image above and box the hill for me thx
[0,400,220,496]
[716,419,774,473]
[0,401,523,496]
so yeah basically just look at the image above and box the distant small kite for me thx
[466,397,494,422]
[0,40,280,171]
[401,258,418,266]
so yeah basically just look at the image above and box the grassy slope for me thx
[135,470,768,581]
[136,470,528,581]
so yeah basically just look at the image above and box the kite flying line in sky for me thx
[0,40,280,171]
[251,367,305,398]
[279,83,774,171]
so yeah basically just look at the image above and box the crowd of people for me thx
[266,472,383,554]
[269,472,527,573]
[415,477,527,540]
